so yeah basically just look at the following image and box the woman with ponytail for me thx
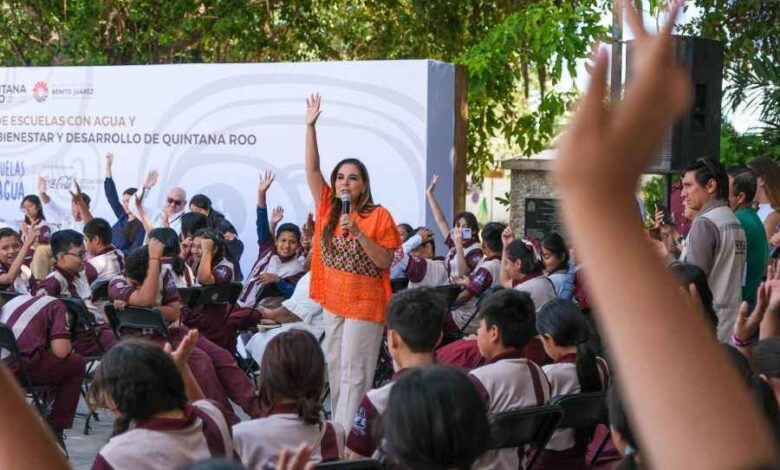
[89,332,236,470]
[233,329,344,467]
[534,299,610,469]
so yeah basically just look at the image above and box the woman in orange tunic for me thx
[304,93,401,431]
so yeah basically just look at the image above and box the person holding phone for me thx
[426,175,483,282]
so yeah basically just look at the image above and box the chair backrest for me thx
[550,391,608,429]
[111,305,169,338]
[177,287,203,310]
[0,322,21,359]
[315,460,384,469]
[57,296,94,328]
[193,283,242,308]
[91,281,110,302]
[431,285,463,310]
[390,277,409,293]
[488,404,564,451]
[0,290,20,304]
[476,286,503,311]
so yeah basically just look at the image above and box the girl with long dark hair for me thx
[534,299,610,469]
[104,153,148,256]
[19,194,52,267]
[304,93,401,432]
[189,193,245,281]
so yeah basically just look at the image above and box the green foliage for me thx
[720,122,780,167]
[641,175,666,226]
[495,190,511,208]
[458,1,605,182]
[0,0,605,183]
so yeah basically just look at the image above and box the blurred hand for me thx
[305,93,322,126]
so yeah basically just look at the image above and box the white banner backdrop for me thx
[0,60,456,274]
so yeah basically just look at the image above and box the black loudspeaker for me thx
[626,36,724,174]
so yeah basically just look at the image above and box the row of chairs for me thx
[491,391,611,469]
[310,391,611,469]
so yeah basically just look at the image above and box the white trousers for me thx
[324,309,384,432]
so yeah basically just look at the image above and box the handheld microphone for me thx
[340,192,351,237]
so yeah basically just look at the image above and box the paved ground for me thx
[68,397,116,470]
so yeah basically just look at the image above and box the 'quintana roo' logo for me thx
[32,81,48,103]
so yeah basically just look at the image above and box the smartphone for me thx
[461,228,472,239]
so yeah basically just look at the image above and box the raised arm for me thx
[0,227,36,286]
[196,238,216,285]
[104,153,126,220]
[256,172,274,245]
[426,174,451,239]
[137,169,159,204]
[164,329,205,402]
[554,2,775,468]
[124,239,164,306]
[70,179,93,224]
[133,195,156,234]
[0,365,68,470]
[305,93,328,201]
[499,227,515,289]
[269,206,284,239]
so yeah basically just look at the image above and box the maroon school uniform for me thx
[92,399,234,470]
[448,256,502,334]
[21,221,52,266]
[436,337,548,370]
[36,265,117,357]
[233,403,344,468]
[444,235,483,283]
[109,275,260,425]
[405,256,448,288]
[87,246,125,283]
[469,350,551,470]
[534,353,610,470]
[0,294,85,430]
[0,260,32,294]
[184,258,234,348]
[346,371,404,457]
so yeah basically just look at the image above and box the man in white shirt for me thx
[152,186,187,233]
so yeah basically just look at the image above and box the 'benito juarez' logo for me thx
[32,81,49,103]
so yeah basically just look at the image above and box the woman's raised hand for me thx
[305,93,322,126]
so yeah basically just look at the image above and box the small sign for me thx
[524,198,562,240]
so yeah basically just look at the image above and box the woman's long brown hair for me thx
[322,158,378,248]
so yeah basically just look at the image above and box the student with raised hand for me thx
[534,299,610,469]
[0,226,36,293]
[426,174,483,282]
[103,153,152,256]
[403,227,449,288]
[346,287,445,459]
[90,331,237,470]
[149,227,196,287]
[38,176,92,232]
[379,365,490,470]
[553,1,776,467]
[226,171,304,353]
[304,93,401,432]
[233,329,343,468]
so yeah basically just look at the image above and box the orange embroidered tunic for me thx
[310,186,400,324]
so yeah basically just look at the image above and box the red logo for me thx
[32,81,48,102]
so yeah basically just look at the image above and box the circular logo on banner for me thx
[32,81,49,102]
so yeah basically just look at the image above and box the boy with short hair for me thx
[0,294,85,454]
[35,229,117,356]
[468,289,550,470]
[83,218,125,283]
[346,287,446,458]
[447,222,506,334]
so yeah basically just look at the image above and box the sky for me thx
[560,3,762,133]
